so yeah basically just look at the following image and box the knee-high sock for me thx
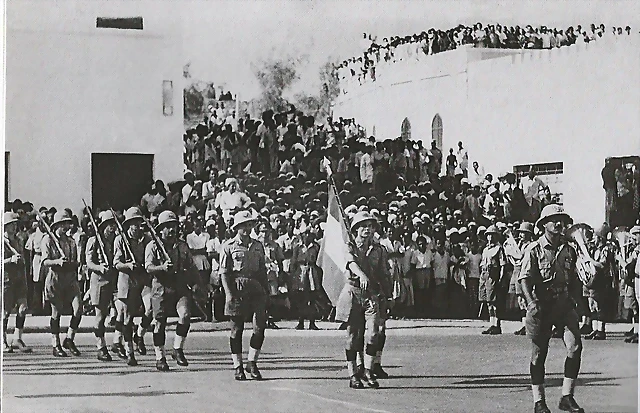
[14,315,26,341]
[530,362,546,402]
[173,323,189,350]
[123,323,135,355]
[152,323,166,360]
[95,320,106,349]
[113,321,123,345]
[138,315,152,337]
[50,318,61,347]
[67,315,81,341]
[346,349,357,377]
[375,333,386,365]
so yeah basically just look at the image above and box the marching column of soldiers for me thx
[2,203,640,409]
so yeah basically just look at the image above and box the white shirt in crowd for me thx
[466,252,482,279]
[186,231,210,271]
[360,152,373,184]
[470,165,485,186]
[214,190,252,221]
[181,183,196,206]
[206,236,223,273]
[521,175,546,204]
[456,147,469,173]
[411,248,433,269]
[202,181,216,200]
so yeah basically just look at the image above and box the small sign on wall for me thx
[163,80,173,116]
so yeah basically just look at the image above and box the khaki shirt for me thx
[86,235,115,277]
[41,233,78,277]
[344,241,392,297]
[114,233,150,279]
[518,234,578,291]
[145,239,197,287]
[218,235,267,285]
[4,236,25,283]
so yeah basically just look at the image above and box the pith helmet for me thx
[350,211,378,232]
[517,222,534,234]
[232,210,257,231]
[123,207,144,227]
[3,212,19,226]
[536,204,571,229]
[51,210,73,229]
[155,210,179,230]
[98,210,116,231]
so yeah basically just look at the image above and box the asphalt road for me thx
[2,321,638,413]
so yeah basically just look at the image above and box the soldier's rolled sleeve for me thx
[343,244,357,272]
[85,237,102,273]
[218,244,231,278]
[41,235,55,265]
[518,244,537,282]
[144,242,160,271]
[113,236,126,266]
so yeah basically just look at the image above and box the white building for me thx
[5,0,184,213]
[333,37,640,227]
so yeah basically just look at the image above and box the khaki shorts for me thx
[479,274,500,304]
[335,284,380,323]
[45,271,81,308]
[224,277,267,318]
[3,277,28,312]
[526,295,580,341]
[89,272,115,309]
[117,272,151,302]
[151,279,190,320]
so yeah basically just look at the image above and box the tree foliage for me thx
[183,83,204,120]
[293,59,340,121]
[250,55,306,114]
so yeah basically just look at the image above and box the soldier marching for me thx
[2,195,636,413]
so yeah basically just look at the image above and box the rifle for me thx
[141,215,208,318]
[36,212,66,259]
[4,235,20,259]
[82,199,109,266]
[107,204,136,265]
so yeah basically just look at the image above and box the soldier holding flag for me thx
[335,211,391,389]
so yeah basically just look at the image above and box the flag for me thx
[317,183,350,305]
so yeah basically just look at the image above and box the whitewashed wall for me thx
[5,1,184,214]
[334,36,640,226]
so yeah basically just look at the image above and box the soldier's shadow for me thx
[379,372,620,390]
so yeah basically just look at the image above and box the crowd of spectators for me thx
[336,23,635,86]
[8,102,634,326]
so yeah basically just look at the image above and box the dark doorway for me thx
[91,153,153,211]
[602,156,640,229]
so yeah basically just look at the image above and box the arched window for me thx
[401,117,411,141]
[431,114,443,149]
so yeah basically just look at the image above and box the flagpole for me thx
[323,157,357,248]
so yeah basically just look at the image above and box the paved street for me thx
[2,320,638,413]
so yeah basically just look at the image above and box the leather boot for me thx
[534,400,551,413]
[558,395,585,413]
[97,347,112,361]
[62,338,81,356]
[172,348,189,366]
[362,369,380,388]
[245,361,263,380]
[156,357,170,372]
